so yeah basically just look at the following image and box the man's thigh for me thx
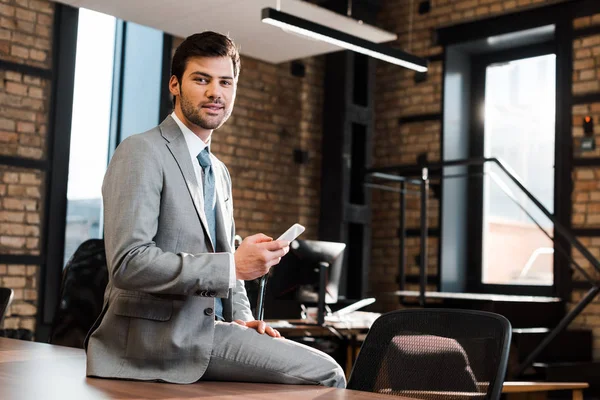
[201,321,345,388]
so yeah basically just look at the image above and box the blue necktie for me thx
[197,147,223,320]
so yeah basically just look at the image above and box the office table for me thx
[0,337,403,400]
[378,382,590,400]
[502,381,589,400]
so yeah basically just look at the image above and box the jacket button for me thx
[204,308,214,316]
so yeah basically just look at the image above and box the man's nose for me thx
[205,81,222,101]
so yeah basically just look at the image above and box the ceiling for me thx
[53,0,397,64]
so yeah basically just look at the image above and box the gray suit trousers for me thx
[202,322,346,388]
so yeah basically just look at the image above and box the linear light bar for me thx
[261,7,428,72]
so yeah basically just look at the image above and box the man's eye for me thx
[222,81,232,86]
[195,78,208,83]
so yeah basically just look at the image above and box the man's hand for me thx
[233,319,282,338]
[234,233,289,281]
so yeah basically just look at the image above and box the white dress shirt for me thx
[171,112,236,290]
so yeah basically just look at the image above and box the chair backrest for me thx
[0,287,14,326]
[347,308,511,400]
[49,239,108,348]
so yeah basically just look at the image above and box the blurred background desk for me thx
[268,311,380,376]
[502,382,589,400]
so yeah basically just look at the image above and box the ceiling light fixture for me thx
[261,7,428,72]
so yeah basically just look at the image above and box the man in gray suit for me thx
[85,32,345,388]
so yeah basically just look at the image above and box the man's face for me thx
[170,56,237,132]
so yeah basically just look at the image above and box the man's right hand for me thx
[234,233,290,281]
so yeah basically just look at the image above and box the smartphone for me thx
[277,223,305,242]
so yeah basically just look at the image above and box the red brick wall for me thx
[217,56,325,240]
[569,13,600,355]
[0,0,53,334]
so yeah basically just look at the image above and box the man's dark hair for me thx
[171,31,240,106]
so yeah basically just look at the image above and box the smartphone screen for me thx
[277,223,305,242]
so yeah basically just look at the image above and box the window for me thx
[63,9,116,266]
[62,10,165,267]
[482,54,556,286]
[441,24,562,295]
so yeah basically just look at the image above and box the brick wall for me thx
[172,37,326,241]
[568,13,600,357]
[0,0,52,68]
[218,56,325,240]
[0,0,53,334]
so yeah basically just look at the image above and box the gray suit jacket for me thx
[85,116,254,383]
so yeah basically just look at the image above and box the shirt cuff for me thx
[227,252,236,289]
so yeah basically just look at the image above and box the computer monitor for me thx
[262,239,346,320]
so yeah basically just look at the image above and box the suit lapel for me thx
[160,116,215,252]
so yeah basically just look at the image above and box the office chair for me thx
[49,239,108,348]
[0,287,14,326]
[347,308,511,400]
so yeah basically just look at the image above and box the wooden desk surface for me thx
[272,322,365,337]
[266,319,374,338]
[0,338,400,400]
[502,382,589,393]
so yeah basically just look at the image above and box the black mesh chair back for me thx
[49,239,108,348]
[0,287,14,326]
[348,309,511,400]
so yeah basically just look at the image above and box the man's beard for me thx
[179,89,232,130]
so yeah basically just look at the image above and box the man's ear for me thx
[169,75,180,97]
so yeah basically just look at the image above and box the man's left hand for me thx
[233,319,282,338]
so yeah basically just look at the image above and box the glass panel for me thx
[63,9,116,267]
[119,22,163,140]
[482,54,556,286]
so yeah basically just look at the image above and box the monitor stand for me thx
[316,261,329,326]
[257,261,330,326]
[288,261,330,327]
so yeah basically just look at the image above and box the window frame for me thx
[466,41,563,296]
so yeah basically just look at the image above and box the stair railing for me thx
[365,157,600,377]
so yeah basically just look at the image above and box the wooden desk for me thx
[378,382,589,400]
[502,381,589,400]
[0,338,400,400]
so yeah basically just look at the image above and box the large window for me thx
[63,9,116,266]
[62,9,165,267]
[441,17,571,297]
[482,54,556,286]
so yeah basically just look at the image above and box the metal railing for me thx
[365,157,600,376]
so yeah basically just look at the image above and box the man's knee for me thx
[314,355,346,388]
[329,364,347,388]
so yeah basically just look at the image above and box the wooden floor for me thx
[0,338,399,400]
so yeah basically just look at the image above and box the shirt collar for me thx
[171,112,210,158]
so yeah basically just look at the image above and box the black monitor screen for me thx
[262,240,345,318]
